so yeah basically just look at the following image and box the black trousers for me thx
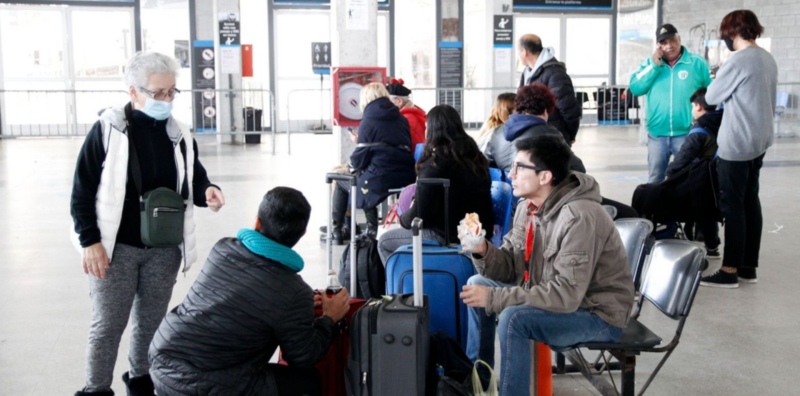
[717,154,765,269]
[600,197,639,219]
[332,180,378,230]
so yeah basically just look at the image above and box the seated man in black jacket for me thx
[149,187,350,396]
[665,87,723,257]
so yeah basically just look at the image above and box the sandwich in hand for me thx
[463,213,482,236]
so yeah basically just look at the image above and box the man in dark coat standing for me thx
[149,187,350,396]
[517,34,582,145]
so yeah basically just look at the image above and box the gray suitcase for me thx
[346,218,429,396]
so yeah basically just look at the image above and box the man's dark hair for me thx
[515,83,556,116]
[519,36,543,55]
[719,9,764,41]
[515,135,572,186]
[257,187,311,247]
[690,87,715,112]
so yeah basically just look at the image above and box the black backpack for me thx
[338,234,385,300]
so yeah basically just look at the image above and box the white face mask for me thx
[140,97,173,121]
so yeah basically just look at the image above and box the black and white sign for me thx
[513,0,613,8]
[218,12,240,46]
[218,12,242,74]
[193,41,216,132]
[312,42,331,75]
[439,47,463,87]
[493,15,513,46]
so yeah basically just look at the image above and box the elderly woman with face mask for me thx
[69,51,224,396]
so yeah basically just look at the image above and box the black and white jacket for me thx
[70,104,215,270]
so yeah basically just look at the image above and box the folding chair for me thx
[562,240,707,396]
[602,204,618,220]
[490,181,513,246]
[615,218,654,290]
[554,218,654,374]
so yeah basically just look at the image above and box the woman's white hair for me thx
[360,83,390,112]
[124,51,180,89]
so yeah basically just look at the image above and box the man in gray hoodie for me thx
[459,135,634,396]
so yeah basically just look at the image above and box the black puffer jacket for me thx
[149,237,334,395]
[665,109,723,178]
[519,57,582,143]
[351,97,417,209]
[400,140,495,244]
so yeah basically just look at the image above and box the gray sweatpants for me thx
[84,243,181,392]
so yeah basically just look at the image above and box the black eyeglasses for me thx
[512,161,546,174]
[138,86,181,101]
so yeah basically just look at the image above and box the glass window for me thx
[0,9,65,79]
[463,1,485,89]
[565,17,610,76]
[394,0,435,88]
[274,11,331,122]
[72,10,132,78]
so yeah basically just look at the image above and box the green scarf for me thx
[236,228,304,272]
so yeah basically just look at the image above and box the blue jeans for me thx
[465,275,623,396]
[647,134,687,183]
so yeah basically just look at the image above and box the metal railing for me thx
[775,83,800,138]
[281,85,643,135]
[4,82,796,147]
[0,88,279,151]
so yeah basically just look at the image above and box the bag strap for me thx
[125,103,186,199]
[471,359,498,396]
[124,103,144,199]
[356,141,412,152]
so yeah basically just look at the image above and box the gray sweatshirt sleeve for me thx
[705,61,742,105]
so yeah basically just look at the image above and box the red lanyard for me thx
[524,203,538,284]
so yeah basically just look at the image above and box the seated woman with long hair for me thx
[377,104,495,263]
[478,92,516,163]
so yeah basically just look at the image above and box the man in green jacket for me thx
[630,24,712,183]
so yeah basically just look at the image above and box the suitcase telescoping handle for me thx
[415,178,450,246]
[411,217,424,308]
[325,173,358,297]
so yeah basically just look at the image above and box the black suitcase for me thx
[346,218,430,396]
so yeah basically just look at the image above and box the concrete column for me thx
[489,0,515,89]
[331,0,378,164]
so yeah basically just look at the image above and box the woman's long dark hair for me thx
[417,104,489,177]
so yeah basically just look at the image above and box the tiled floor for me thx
[1,126,799,395]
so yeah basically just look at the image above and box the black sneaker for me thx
[706,248,721,260]
[738,267,758,284]
[700,270,739,288]
[319,224,360,236]
[329,228,344,245]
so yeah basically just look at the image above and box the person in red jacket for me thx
[386,78,427,149]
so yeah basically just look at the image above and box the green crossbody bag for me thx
[138,187,185,247]
[126,105,186,247]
